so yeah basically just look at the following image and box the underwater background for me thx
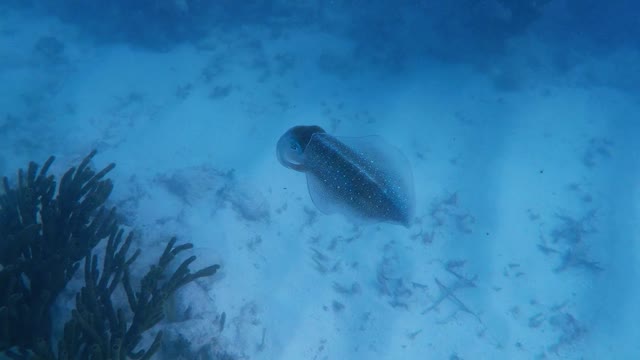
[1,0,639,359]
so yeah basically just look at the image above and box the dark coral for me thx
[57,235,219,360]
[0,151,219,359]
[0,151,116,355]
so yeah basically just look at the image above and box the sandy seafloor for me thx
[1,8,640,360]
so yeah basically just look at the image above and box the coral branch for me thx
[1,152,220,359]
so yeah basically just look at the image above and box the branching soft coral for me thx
[0,151,220,359]
[1,151,117,356]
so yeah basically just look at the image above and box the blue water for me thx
[1,1,639,359]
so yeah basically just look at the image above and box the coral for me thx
[0,151,219,359]
[1,151,116,355]
[56,236,219,360]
